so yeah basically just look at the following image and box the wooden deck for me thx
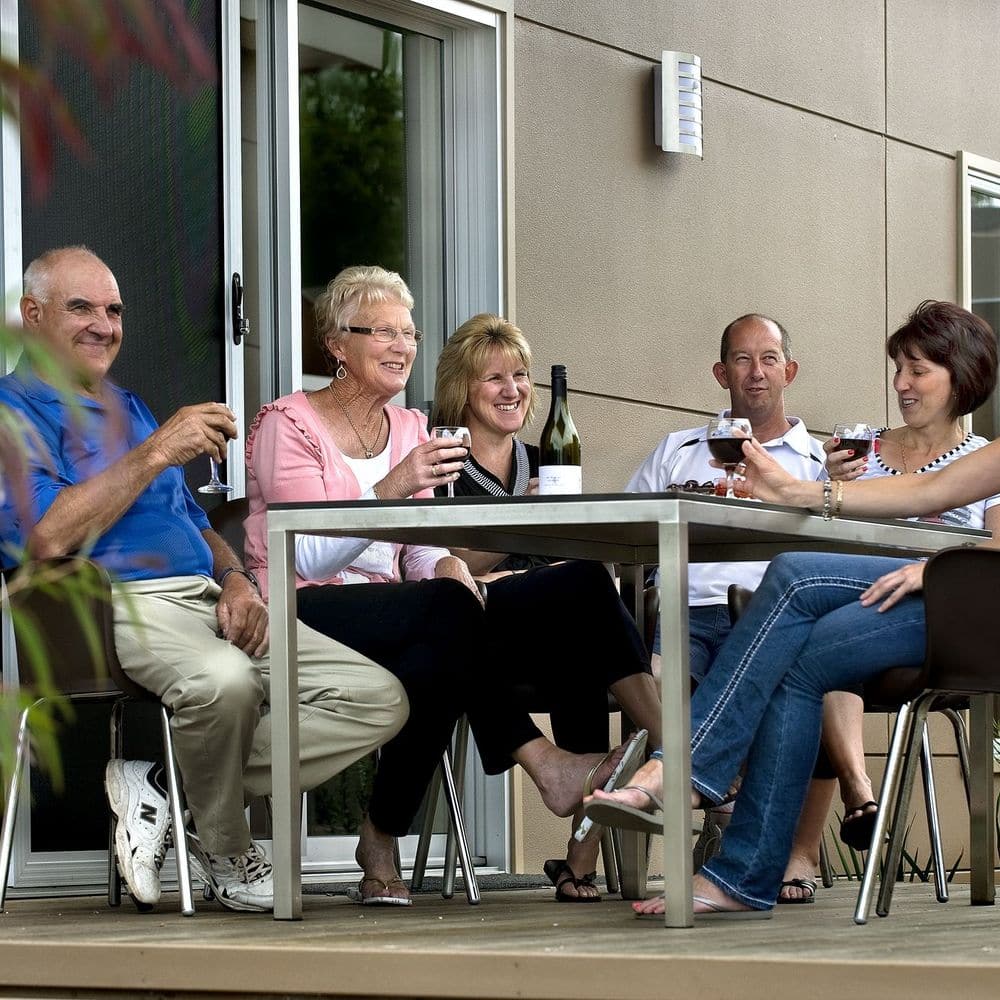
[1,878,998,999]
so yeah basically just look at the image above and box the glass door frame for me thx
[246,0,514,876]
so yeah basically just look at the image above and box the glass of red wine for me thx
[707,416,752,498]
[832,422,874,460]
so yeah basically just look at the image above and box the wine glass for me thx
[706,416,752,499]
[198,456,234,495]
[430,425,471,498]
[832,422,875,459]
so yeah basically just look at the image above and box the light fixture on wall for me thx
[653,51,702,157]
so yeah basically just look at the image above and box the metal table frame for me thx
[266,492,995,925]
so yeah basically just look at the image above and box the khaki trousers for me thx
[111,576,407,856]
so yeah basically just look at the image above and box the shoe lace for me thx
[154,827,173,872]
[232,842,272,885]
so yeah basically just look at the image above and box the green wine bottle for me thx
[538,364,582,494]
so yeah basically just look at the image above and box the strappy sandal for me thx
[777,877,817,904]
[543,858,601,903]
[356,875,412,906]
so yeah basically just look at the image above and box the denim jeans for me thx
[689,551,928,909]
[652,604,732,686]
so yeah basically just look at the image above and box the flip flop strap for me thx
[621,784,664,812]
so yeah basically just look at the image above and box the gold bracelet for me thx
[822,479,833,521]
[833,479,845,518]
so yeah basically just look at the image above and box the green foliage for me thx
[308,754,377,836]
[298,39,406,288]
[821,811,963,885]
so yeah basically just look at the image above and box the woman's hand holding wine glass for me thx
[374,432,469,499]
[825,422,874,481]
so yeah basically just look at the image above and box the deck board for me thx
[1,880,998,998]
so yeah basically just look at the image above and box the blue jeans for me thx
[689,551,928,909]
[652,605,732,686]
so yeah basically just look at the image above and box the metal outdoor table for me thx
[266,491,994,925]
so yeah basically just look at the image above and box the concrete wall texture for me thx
[508,0,1000,877]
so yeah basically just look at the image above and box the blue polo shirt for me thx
[0,361,213,581]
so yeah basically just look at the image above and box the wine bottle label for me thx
[537,465,582,495]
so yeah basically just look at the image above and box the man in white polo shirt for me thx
[627,312,826,685]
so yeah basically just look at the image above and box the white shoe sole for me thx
[186,836,273,913]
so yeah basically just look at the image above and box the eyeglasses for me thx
[344,325,424,346]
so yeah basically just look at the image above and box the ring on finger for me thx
[432,462,440,476]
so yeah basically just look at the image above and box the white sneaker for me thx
[188,835,274,912]
[104,760,170,905]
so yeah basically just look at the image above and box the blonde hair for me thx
[432,313,535,427]
[313,265,415,371]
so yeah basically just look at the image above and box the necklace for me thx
[328,383,384,459]
[899,429,964,474]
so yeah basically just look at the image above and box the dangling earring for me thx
[335,362,348,381]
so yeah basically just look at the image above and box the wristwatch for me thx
[217,566,260,592]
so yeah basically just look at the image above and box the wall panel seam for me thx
[514,13,956,160]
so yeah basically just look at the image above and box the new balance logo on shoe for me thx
[105,760,171,906]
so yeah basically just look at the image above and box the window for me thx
[959,151,1000,439]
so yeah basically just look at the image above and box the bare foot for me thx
[526,741,627,818]
[839,773,875,815]
[582,757,669,810]
[355,816,410,904]
[632,894,666,916]
[779,851,819,902]
[691,874,755,913]
[585,776,700,814]
[631,876,756,917]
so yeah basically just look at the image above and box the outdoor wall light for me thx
[653,51,702,157]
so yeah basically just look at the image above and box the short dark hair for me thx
[720,313,791,362]
[886,300,998,418]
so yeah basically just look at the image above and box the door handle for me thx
[231,272,250,346]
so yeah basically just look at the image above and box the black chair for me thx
[726,579,972,923]
[207,498,480,905]
[853,546,998,923]
[0,557,195,915]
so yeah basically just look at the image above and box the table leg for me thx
[969,694,996,906]
[658,519,693,928]
[617,562,648,900]
[267,527,303,920]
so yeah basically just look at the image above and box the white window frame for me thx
[958,150,1000,437]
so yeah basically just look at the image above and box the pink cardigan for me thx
[243,390,443,597]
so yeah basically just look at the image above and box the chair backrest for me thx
[726,584,754,625]
[208,497,250,563]
[8,557,127,698]
[923,546,1000,694]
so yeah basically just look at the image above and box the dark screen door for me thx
[13,0,225,867]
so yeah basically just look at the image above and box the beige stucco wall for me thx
[508,1,999,878]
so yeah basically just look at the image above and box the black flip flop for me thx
[543,858,601,903]
[839,800,879,850]
[777,877,817,904]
